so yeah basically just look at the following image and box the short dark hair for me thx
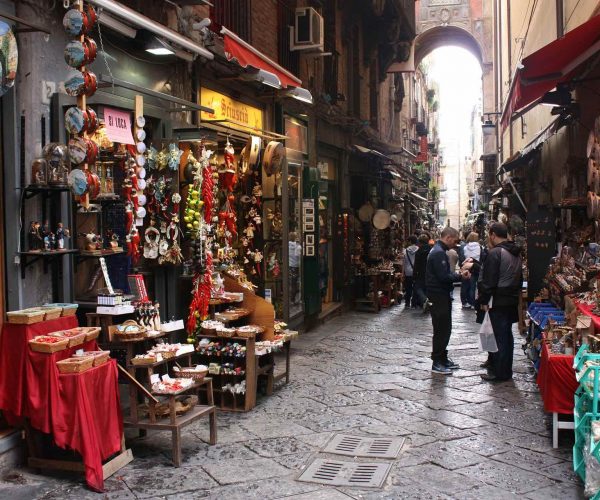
[489,222,508,239]
[418,234,429,245]
[441,226,459,238]
[407,235,418,245]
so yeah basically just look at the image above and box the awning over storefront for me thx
[221,27,302,89]
[500,14,600,130]
[498,117,561,174]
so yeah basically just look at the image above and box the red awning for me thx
[501,14,600,131]
[221,28,302,89]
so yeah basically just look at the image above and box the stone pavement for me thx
[0,299,586,499]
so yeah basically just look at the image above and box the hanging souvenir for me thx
[143,225,160,259]
[68,168,88,196]
[167,143,183,171]
[146,145,158,170]
[0,21,17,97]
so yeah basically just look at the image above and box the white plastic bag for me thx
[479,311,498,352]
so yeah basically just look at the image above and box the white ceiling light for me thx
[283,86,313,104]
[242,68,282,89]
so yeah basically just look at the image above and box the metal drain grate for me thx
[322,434,405,459]
[297,458,391,488]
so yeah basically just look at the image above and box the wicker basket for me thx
[56,356,94,374]
[91,350,110,366]
[131,355,157,366]
[29,336,70,353]
[236,325,264,339]
[82,327,101,342]
[175,368,208,381]
[51,331,86,347]
[217,329,236,338]
[112,320,147,342]
[44,303,79,317]
[7,309,46,324]
[42,308,62,320]
[201,327,217,336]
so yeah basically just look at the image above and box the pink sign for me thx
[104,107,134,145]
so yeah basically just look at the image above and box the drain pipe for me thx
[87,0,214,60]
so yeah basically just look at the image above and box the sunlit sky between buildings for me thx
[423,46,482,225]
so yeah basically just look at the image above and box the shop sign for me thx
[199,87,263,132]
[104,107,134,145]
[317,161,329,180]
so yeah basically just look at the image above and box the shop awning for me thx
[498,117,561,174]
[501,14,600,130]
[221,27,302,89]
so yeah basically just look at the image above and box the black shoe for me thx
[445,359,460,370]
[432,362,453,375]
[480,373,498,382]
[480,360,491,369]
[423,301,432,314]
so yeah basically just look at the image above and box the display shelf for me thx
[151,379,204,397]
[127,351,193,370]
[18,250,79,279]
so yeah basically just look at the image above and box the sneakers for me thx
[445,359,460,370]
[431,362,453,375]
[423,300,433,314]
[461,303,470,309]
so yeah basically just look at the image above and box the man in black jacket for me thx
[426,227,470,374]
[412,234,431,309]
[478,222,523,382]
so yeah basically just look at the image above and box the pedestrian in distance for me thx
[478,222,523,382]
[403,236,419,308]
[413,234,431,310]
[462,232,482,309]
[426,226,472,374]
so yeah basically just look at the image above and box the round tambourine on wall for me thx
[0,21,18,97]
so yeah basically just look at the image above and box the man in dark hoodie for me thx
[478,222,522,382]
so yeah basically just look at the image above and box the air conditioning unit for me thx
[290,7,324,52]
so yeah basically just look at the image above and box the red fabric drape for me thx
[536,341,578,414]
[0,317,123,492]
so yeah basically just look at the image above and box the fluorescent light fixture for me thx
[242,68,282,89]
[99,12,137,39]
[283,86,313,104]
[145,35,175,56]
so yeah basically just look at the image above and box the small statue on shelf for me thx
[43,232,55,252]
[55,222,70,250]
[28,221,44,252]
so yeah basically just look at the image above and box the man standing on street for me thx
[403,236,419,308]
[478,222,522,382]
[426,226,470,374]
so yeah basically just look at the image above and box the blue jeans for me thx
[489,308,515,380]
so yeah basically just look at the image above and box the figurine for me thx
[56,222,70,250]
[28,221,44,251]
[43,232,54,251]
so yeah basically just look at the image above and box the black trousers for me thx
[403,276,414,306]
[429,292,452,363]
[489,307,516,380]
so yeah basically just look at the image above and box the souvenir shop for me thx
[0,1,304,491]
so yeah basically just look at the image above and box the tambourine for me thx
[0,21,17,97]
[136,206,147,219]
[86,107,98,132]
[138,194,147,206]
[65,107,87,135]
[68,168,88,196]
[64,38,96,69]
[68,137,88,165]
[85,138,99,164]
[136,129,146,141]
[137,178,147,190]
[263,141,285,177]
[86,169,100,199]
[136,155,146,168]
[242,136,261,173]
[64,71,96,97]
[63,6,97,37]
[136,141,147,154]
[372,209,391,230]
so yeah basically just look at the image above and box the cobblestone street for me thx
[0,301,585,499]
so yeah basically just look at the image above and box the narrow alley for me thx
[3,302,583,500]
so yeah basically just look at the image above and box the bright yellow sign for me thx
[199,87,263,132]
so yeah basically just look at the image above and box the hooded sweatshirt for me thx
[478,240,522,309]
[403,245,419,277]
[463,241,482,262]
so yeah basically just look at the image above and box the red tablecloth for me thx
[0,317,123,491]
[575,301,600,331]
[536,341,578,414]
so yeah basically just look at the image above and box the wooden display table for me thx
[123,377,216,466]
